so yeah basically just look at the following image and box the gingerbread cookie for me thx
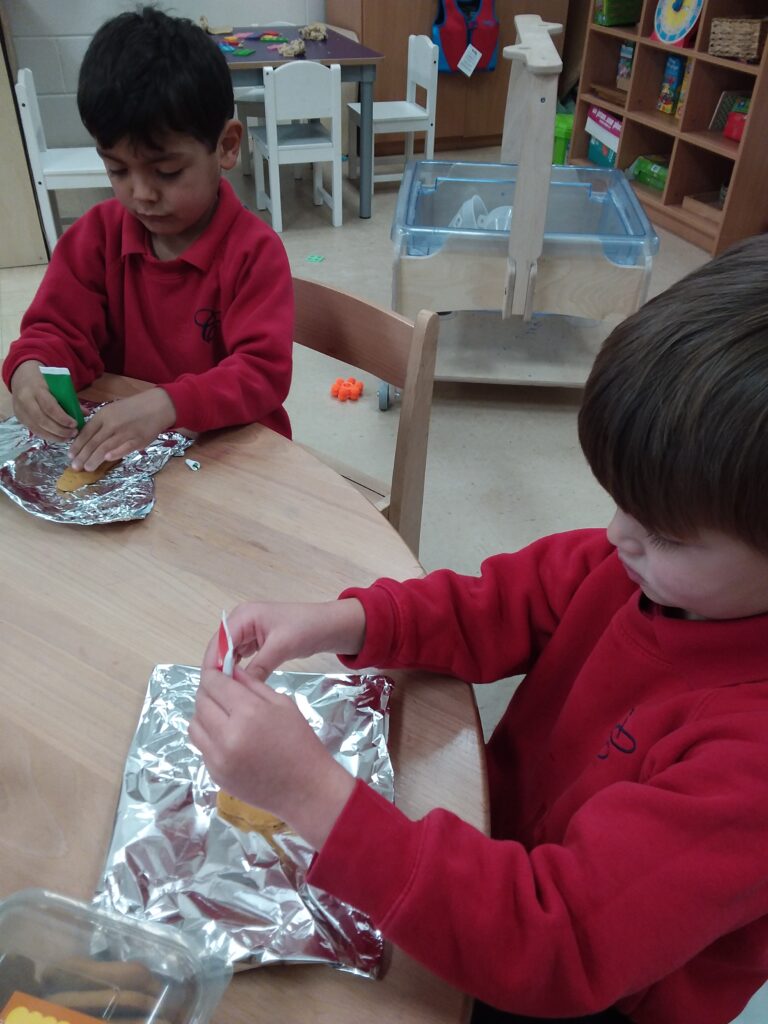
[41,957,163,997]
[46,988,157,1015]
[216,790,286,834]
[56,459,121,492]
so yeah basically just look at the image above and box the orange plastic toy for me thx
[330,376,364,401]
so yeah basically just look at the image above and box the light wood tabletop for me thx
[0,374,488,1024]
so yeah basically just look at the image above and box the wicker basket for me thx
[708,18,768,63]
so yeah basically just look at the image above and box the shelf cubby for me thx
[574,0,768,252]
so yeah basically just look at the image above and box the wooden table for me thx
[226,26,383,219]
[0,375,487,1024]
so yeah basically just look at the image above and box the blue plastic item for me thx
[392,160,658,268]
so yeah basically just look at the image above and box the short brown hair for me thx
[578,233,768,552]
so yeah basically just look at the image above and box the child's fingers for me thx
[21,395,78,441]
[37,390,79,433]
[201,631,221,670]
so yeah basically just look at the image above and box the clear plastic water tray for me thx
[392,161,659,268]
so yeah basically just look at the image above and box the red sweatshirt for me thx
[2,179,293,437]
[308,530,768,1023]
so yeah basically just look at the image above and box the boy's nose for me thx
[606,508,644,554]
[132,176,159,203]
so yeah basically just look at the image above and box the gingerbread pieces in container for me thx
[0,888,231,1024]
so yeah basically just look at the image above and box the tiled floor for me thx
[4,148,768,1024]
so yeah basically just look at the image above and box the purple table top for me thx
[224,26,383,69]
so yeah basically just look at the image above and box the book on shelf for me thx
[708,90,752,132]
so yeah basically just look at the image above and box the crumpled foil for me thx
[0,402,193,525]
[93,664,394,978]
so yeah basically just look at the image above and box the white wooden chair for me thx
[251,62,343,233]
[15,68,111,253]
[234,22,296,175]
[347,34,438,193]
[293,276,439,556]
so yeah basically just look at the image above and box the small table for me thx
[226,27,383,219]
[0,374,487,1024]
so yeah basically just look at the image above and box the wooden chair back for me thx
[292,276,439,556]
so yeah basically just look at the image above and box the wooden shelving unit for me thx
[572,0,768,253]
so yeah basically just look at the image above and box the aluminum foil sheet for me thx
[94,664,394,978]
[0,402,193,525]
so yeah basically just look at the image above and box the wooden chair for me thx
[292,276,439,557]
[15,68,111,252]
[347,34,438,194]
[251,62,343,233]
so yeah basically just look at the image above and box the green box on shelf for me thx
[588,136,617,168]
[594,0,642,27]
[630,155,669,190]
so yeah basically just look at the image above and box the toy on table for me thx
[299,22,328,41]
[198,16,233,35]
[331,377,364,401]
[277,38,306,58]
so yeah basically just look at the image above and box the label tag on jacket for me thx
[458,44,482,76]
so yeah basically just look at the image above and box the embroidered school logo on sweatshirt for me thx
[596,707,637,759]
[194,307,222,344]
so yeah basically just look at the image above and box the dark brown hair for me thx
[579,233,768,552]
[78,7,233,152]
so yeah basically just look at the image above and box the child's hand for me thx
[202,600,367,683]
[68,388,176,471]
[10,361,79,442]
[189,665,355,850]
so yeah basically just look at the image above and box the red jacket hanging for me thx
[432,0,500,72]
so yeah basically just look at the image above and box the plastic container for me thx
[553,113,574,164]
[0,889,231,1024]
[391,160,658,323]
[393,160,657,263]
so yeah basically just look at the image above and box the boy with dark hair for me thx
[190,234,768,1024]
[3,7,292,473]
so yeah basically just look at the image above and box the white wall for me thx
[5,0,325,146]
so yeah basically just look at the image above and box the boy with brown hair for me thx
[190,234,768,1024]
[3,7,292,473]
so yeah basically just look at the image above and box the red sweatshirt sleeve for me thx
[1,211,109,393]
[338,530,615,682]
[162,226,293,434]
[309,718,768,1017]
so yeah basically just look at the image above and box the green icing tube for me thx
[40,366,86,430]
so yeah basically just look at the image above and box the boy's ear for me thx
[218,118,242,170]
